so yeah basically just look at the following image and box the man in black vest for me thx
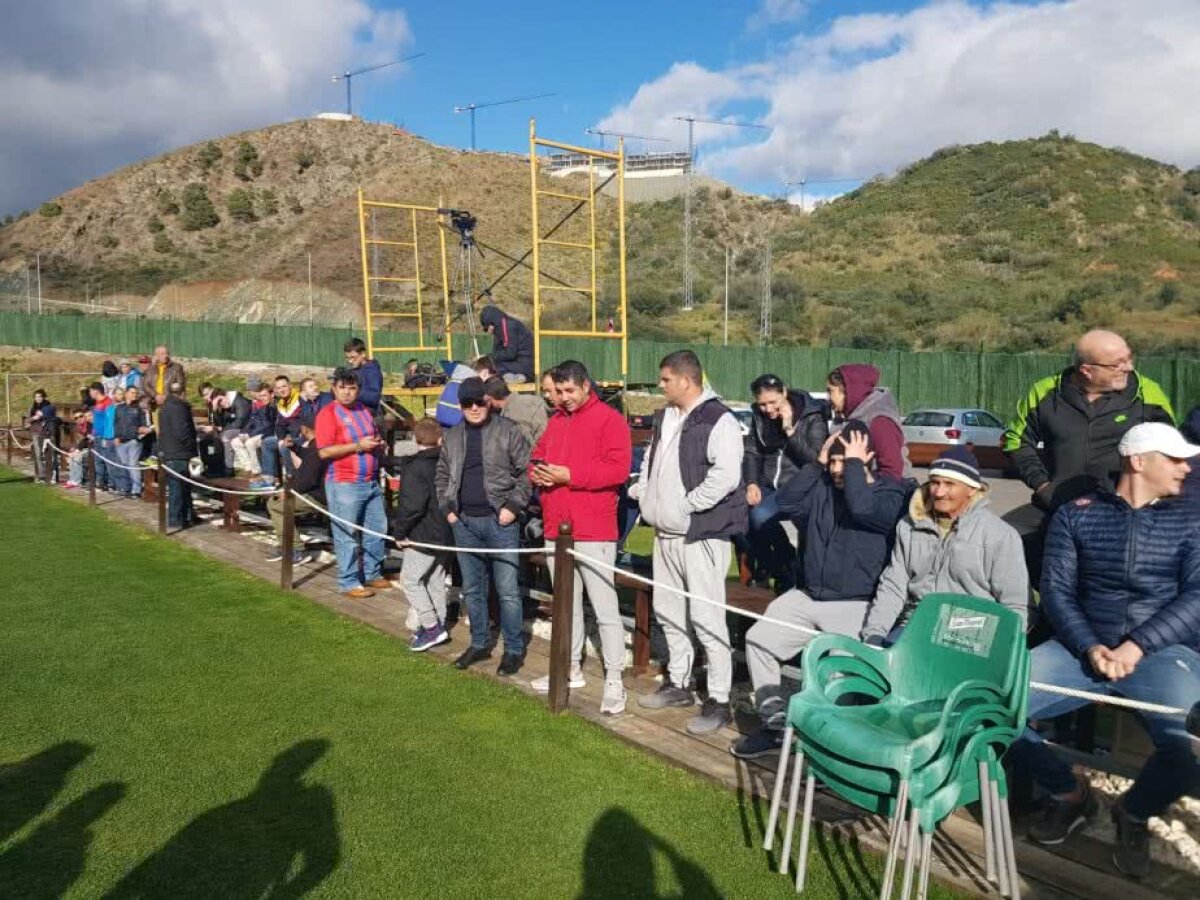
[631,350,747,735]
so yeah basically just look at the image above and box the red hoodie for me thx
[531,391,632,542]
[835,363,910,481]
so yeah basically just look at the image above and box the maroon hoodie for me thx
[834,363,911,481]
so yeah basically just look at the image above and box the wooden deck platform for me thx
[11,461,1200,900]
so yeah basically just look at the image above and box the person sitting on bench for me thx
[860,447,1029,647]
[479,304,535,382]
[1008,422,1200,879]
[730,423,913,759]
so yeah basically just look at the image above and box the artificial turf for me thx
[0,470,961,898]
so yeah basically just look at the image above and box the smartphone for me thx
[530,458,547,467]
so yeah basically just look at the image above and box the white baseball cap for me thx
[1118,422,1200,459]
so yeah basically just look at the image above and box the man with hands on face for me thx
[731,422,913,759]
[527,361,633,715]
[436,377,532,676]
[1009,423,1200,879]
[315,367,389,599]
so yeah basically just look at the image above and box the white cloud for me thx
[600,0,1200,188]
[0,0,413,213]
[748,0,810,31]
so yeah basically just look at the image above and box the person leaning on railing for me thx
[1007,423,1200,880]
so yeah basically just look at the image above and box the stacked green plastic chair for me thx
[760,593,1030,899]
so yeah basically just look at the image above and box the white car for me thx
[901,408,1009,469]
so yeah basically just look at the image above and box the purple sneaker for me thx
[410,624,449,652]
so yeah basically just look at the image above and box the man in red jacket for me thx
[528,360,633,714]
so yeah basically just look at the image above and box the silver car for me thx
[901,408,1008,468]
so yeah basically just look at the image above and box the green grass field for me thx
[0,469,960,898]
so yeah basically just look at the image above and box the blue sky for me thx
[2,1,1199,214]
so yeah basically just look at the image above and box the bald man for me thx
[1002,330,1173,585]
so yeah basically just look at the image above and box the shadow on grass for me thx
[578,807,721,899]
[0,782,126,897]
[0,740,93,844]
[105,739,339,899]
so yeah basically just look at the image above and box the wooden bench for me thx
[525,551,775,676]
[190,475,264,531]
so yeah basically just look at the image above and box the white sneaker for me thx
[405,609,419,632]
[530,668,585,694]
[601,680,627,715]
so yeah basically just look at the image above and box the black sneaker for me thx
[1111,802,1151,880]
[454,646,491,670]
[1028,782,1097,845]
[497,653,524,676]
[729,728,786,760]
[637,682,695,709]
[687,698,732,735]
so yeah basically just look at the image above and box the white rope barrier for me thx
[16,442,1190,719]
[6,429,33,450]
[291,491,544,555]
[566,547,1189,718]
[133,452,284,496]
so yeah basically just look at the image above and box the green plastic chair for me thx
[761,594,1029,898]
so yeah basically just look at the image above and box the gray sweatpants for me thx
[545,541,625,679]
[652,535,732,703]
[400,547,448,629]
[745,589,869,723]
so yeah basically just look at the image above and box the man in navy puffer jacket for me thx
[1010,422,1200,879]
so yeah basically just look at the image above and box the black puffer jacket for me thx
[390,447,451,545]
[743,389,829,489]
[1042,490,1200,657]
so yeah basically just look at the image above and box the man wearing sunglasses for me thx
[436,376,532,676]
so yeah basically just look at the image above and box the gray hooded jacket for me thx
[861,485,1030,642]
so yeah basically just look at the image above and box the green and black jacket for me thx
[1003,368,1174,505]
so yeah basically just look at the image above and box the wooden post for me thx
[87,450,96,506]
[43,440,55,484]
[157,459,167,534]
[5,429,11,468]
[548,523,576,714]
[279,480,296,590]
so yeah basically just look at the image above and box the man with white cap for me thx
[1009,422,1200,879]
[860,446,1029,647]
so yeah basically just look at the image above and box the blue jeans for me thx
[1007,639,1200,818]
[163,459,193,527]
[737,487,795,588]
[326,480,387,591]
[452,515,523,655]
[260,436,296,480]
[92,438,114,489]
[117,439,142,495]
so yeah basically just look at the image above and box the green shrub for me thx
[258,189,279,217]
[196,141,222,172]
[153,233,174,253]
[233,141,263,180]
[181,183,219,231]
[156,189,179,216]
[296,145,317,173]
[147,216,165,233]
[226,188,257,223]
[39,202,63,218]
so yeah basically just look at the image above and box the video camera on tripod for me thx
[438,208,477,245]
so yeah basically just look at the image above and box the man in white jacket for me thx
[630,350,747,735]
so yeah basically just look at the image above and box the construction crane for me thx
[674,115,769,310]
[783,177,864,210]
[584,126,673,151]
[331,52,425,117]
[454,93,556,150]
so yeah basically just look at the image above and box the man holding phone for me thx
[436,377,532,675]
[316,367,389,599]
[528,361,632,714]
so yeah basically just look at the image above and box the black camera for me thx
[438,208,477,241]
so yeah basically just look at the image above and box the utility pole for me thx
[25,262,30,314]
[723,247,730,346]
[454,93,555,150]
[674,115,768,311]
[760,242,772,345]
[307,251,314,324]
[36,252,42,314]
[332,53,424,117]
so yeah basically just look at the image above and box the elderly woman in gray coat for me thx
[861,446,1030,645]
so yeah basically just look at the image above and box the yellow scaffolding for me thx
[528,119,628,381]
[357,189,452,361]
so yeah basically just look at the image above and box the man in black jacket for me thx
[740,374,829,589]
[158,381,198,528]
[479,304,535,382]
[392,418,452,652]
[731,423,913,759]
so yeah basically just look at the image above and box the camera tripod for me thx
[439,208,487,360]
